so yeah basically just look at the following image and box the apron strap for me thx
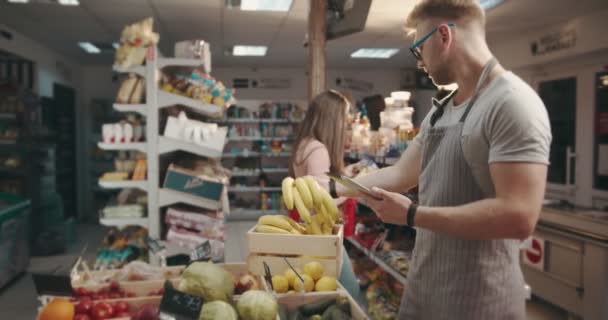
[458,57,498,123]
[430,89,458,127]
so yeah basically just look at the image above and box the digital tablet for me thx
[326,172,382,200]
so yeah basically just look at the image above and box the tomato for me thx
[74,299,93,315]
[108,293,121,299]
[125,292,136,298]
[109,281,121,292]
[74,314,92,320]
[113,311,131,318]
[75,287,89,297]
[92,302,114,320]
[113,301,130,313]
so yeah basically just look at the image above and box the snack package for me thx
[114,17,160,68]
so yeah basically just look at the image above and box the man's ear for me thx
[438,24,453,47]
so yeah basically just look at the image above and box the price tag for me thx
[145,236,166,254]
[189,240,212,262]
[159,280,203,320]
[31,273,73,296]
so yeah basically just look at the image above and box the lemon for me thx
[303,261,324,281]
[315,276,338,292]
[271,275,289,293]
[284,268,302,288]
[293,274,314,292]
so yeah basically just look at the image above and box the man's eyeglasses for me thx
[409,23,456,61]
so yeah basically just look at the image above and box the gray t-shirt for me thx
[413,71,552,197]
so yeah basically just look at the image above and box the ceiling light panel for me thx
[351,48,399,59]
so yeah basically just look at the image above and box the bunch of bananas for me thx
[255,176,341,236]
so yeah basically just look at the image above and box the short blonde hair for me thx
[404,0,485,37]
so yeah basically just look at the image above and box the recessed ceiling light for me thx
[351,48,399,59]
[233,45,268,56]
[58,0,80,5]
[479,0,504,10]
[78,42,101,54]
[238,0,292,12]
[7,0,29,3]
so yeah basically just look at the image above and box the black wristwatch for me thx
[407,203,418,227]
[329,179,339,198]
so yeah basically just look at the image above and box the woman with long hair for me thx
[288,89,360,297]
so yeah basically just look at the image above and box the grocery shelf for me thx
[0,113,17,120]
[346,237,407,285]
[98,179,148,191]
[100,217,149,228]
[97,142,147,152]
[0,140,17,146]
[113,103,147,116]
[227,136,291,142]
[219,118,296,124]
[223,152,292,158]
[158,57,206,69]
[157,90,223,118]
[227,209,287,221]
[231,168,288,177]
[229,186,281,193]
[112,64,145,77]
[158,188,222,211]
[158,129,227,158]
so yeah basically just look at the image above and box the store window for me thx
[594,71,608,191]
[538,77,577,186]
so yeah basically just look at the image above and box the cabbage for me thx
[178,262,235,302]
[237,290,279,320]
[199,301,238,320]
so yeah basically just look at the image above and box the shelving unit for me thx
[98,179,148,191]
[220,100,305,221]
[113,103,147,116]
[97,142,147,152]
[100,46,230,248]
[346,237,408,285]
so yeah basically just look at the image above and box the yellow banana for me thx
[294,177,313,208]
[258,215,293,232]
[256,224,292,234]
[310,215,323,235]
[303,176,322,207]
[319,187,340,222]
[293,186,312,224]
[280,215,307,234]
[322,223,332,235]
[282,177,295,210]
[317,203,333,227]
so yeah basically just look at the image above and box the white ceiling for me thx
[0,0,607,68]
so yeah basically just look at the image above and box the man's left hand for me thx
[362,187,412,225]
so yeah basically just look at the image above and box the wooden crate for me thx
[247,224,344,277]
[107,296,161,320]
[278,288,368,320]
[71,265,185,287]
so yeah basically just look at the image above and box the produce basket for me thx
[0,192,30,289]
[247,224,344,278]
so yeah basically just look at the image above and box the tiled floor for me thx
[0,222,570,319]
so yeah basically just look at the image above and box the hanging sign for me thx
[530,27,577,56]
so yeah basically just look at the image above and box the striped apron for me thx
[398,58,526,319]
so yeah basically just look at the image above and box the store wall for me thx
[489,9,608,207]
[212,67,403,101]
[0,24,83,97]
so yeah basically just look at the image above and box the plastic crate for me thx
[0,192,31,289]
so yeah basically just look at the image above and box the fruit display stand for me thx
[247,224,344,279]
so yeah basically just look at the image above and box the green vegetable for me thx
[178,262,235,302]
[199,301,238,320]
[298,298,336,317]
[321,306,351,320]
[237,290,279,320]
